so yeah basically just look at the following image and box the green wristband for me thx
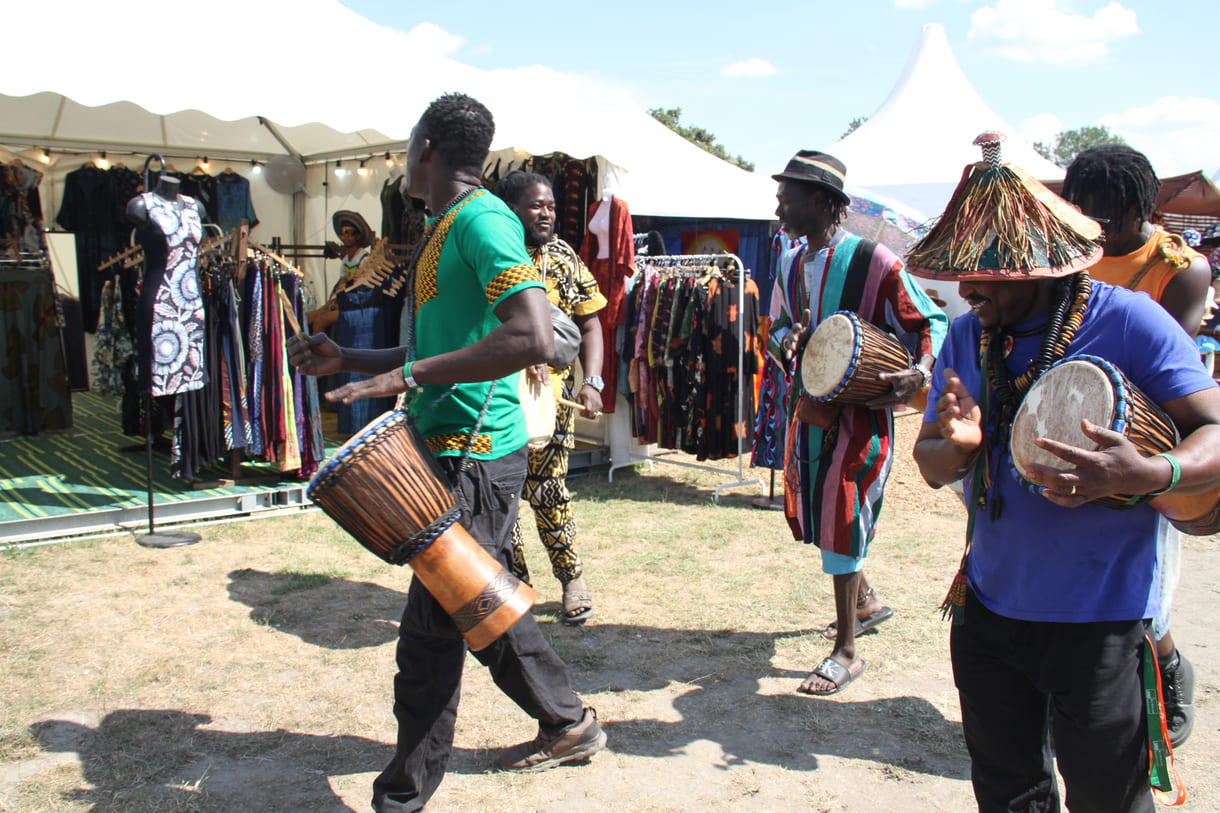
[1147,452,1180,497]
[403,360,419,390]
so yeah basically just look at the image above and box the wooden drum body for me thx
[1010,355,1220,535]
[800,311,912,405]
[307,410,537,650]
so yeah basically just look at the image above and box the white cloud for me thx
[1099,96,1220,177]
[1019,112,1064,146]
[967,0,1139,66]
[722,58,777,78]
[402,21,465,57]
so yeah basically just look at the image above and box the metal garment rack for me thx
[607,252,764,503]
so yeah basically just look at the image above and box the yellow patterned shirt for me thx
[410,191,544,459]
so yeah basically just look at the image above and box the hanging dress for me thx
[134,191,207,396]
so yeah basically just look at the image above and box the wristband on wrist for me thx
[403,361,420,391]
[1147,452,1180,497]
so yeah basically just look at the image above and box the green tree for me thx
[841,116,868,139]
[648,107,756,172]
[1033,125,1127,168]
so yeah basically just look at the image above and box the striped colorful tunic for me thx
[770,229,946,558]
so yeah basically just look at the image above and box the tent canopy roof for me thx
[1,0,776,220]
[831,24,1064,188]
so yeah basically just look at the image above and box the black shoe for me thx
[496,707,607,772]
[1161,653,1195,749]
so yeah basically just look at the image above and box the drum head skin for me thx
[519,373,558,443]
[1011,360,1115,475]
[801,313,855,398]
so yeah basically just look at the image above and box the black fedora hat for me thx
[772,150,850,204]
[332,210,373,247]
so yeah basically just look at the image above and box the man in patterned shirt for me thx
[288,94,605,813]
[494,170,607,625]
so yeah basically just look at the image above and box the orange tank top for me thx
[1091,226,1203,302]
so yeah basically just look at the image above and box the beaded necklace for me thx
[942,272,1092,620]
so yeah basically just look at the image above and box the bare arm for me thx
[1159,255,1211,337]
[575,312,604,416]
[912,367,983,488]
[324,286,554,403]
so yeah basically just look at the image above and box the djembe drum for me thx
[307,410,537,650]
[1010,354,1220,535]
[800,311,913,404]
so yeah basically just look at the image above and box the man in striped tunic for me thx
[770,150,947,695]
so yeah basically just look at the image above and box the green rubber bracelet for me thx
[1147,452,1180,497]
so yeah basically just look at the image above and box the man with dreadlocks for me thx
[1063,143,1211,749]
[288,94,605,813]
[913,134,1220,812]
[1063,144,1211,337]
[771,150,946,696]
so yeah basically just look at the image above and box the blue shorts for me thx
[821,548,865,575]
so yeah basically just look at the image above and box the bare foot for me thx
[798,652,866,695]
[821,591,894,639]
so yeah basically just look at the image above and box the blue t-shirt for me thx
[925,282,1216,623]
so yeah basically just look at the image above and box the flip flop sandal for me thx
[562,579,593,626]
[820,606,896,640]
[798,656,866,696]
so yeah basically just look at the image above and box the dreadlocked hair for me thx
[416,93,495,171]
[1062,144,1160,228]
[492,170,551,207]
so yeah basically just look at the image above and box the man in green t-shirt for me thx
[288,93,606,813]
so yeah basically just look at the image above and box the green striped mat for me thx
[0,391,340,526]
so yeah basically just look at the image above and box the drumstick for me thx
[557,396,586,410]
[277,288,306,339]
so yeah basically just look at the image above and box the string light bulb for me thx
[334,160,347,178]
[250,160,262,175]
[199,156,210,171]
[384,151,393,167]
[96,151,109,169]
[357,159,369,177]
[39,148,51,164]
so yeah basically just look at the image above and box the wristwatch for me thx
[583,375,605,393]
[915,365,932,389]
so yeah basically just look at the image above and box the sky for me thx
[340,0,1220,182]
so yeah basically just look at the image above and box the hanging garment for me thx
[580,195,635,412]
[134,191,207,396]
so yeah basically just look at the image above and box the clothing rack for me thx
[607,252,764,503]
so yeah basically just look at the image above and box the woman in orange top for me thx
[1063,143,1212,750]
[1065,144,1211,336]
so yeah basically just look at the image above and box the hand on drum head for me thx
[1023,418,1153,507]
[326,368,407,404]
[934,368,983,455]
[288,333,343,377]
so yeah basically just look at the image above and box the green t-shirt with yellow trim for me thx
[407,190,543,460]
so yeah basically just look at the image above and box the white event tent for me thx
[2,0,778,298]
[831,23,1065,222]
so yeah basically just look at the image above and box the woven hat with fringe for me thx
[905,132,1103,281]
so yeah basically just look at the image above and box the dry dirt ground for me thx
[2,416,1219,812]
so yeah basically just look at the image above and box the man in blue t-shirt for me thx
[910,137,1220,812]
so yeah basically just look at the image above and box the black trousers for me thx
[951,590,1153,813]
[372,446,584,813]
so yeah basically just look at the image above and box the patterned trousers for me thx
[510,440,582,584]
